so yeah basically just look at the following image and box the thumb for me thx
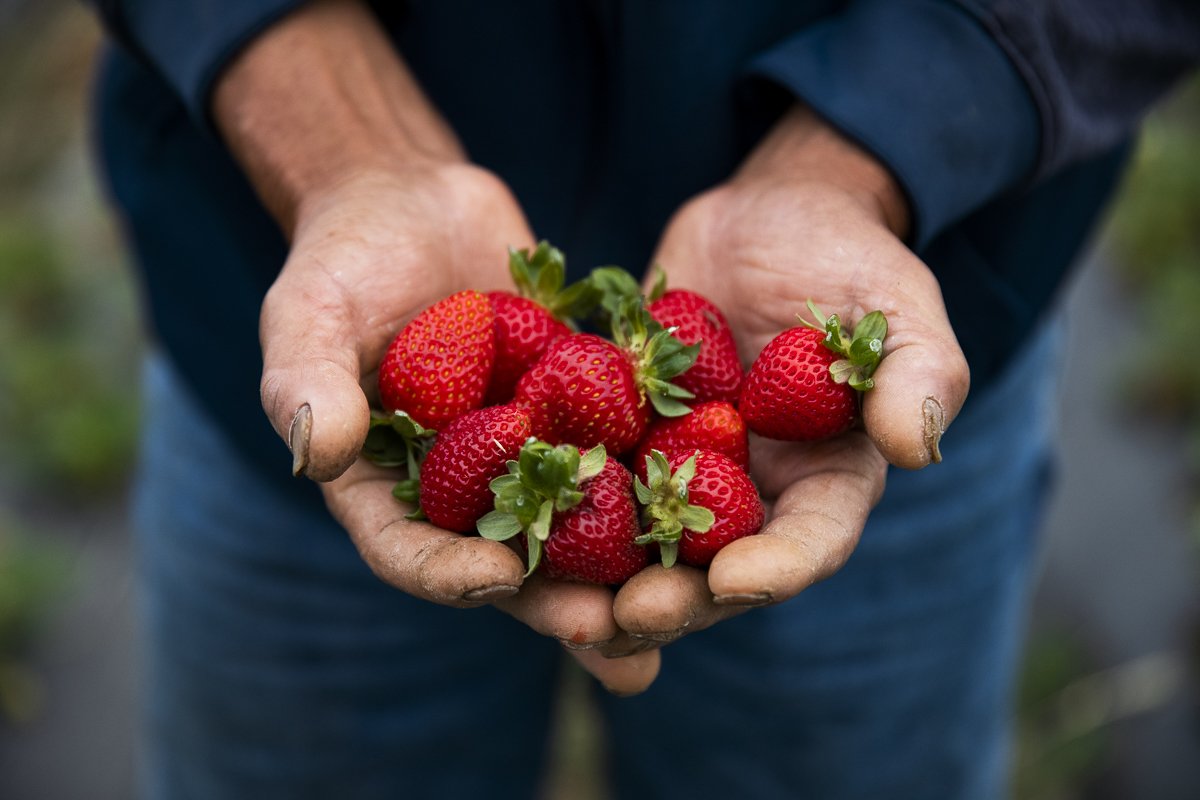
[259,267,371,482]
[860,276,970,469]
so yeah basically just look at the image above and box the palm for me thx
[613,174,969,641]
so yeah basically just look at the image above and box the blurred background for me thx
[0,3,1197,798]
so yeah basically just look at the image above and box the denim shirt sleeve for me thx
[744,0,1040,250]
[88,0,308,130]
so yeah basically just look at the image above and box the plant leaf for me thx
[477,511,523,541]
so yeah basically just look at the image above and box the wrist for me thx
[212,0,464,236]
[735,106,911,240]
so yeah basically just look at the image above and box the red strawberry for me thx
[486,292,569,404]
[418,404,533,533]
[543,458,647,584]
[635,449,764,568]
[515,300,698,455]
[739,302,887,441]
[478,442,647,585]
[485,242,598,404]
[648,289,743,403]
[515,334,649,455]
[378,290,495,430]
[632,401,749,481]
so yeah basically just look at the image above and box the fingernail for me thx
[558,637,614,651]
[603,640,657,659]
[462,584,519,603]
[289,403,312,477]
[922,397,945,464]
[712,592,772,607]
[601,684,641,698]
[630,624,689,643]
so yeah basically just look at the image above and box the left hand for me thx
[612,106,971,645]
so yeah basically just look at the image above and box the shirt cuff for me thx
[744,0,1040,249]
[105,0,308,131]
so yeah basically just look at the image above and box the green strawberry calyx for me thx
[508,241,601,327]
[611,296,700,418]
[362,410,437,518]
[633,449,716,569]
[476,441,608,576]
[798,299,888,392]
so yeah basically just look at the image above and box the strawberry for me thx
[378,290,495,430]
[739,301,887,441]
[487,292,570,404]
[485,242,599,404]
[632,401,749,481]
[591,266,743,403]
[635,449,764,568]
[478,443,647,584]
[647,288,743,403]
[418,404,533,533]
[515,299,699,456]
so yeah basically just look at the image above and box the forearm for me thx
[211,0,463,234]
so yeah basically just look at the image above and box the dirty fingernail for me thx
[603,640,658,659]
[922,396,944,464]
[713,592,772,607]
[558,637,613,652]
[289,403,312,477]
[601,684,642,698]
[630,624,689,643]
[462,584,520,603]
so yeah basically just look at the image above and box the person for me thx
[89,1,1198,797]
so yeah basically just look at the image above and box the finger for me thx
[322,460,526,606]
[570,647,662,697]
[613,564,745,642]
[260,262,371,481]
[492,573,620,649]
[861,261,970,469]
[709,432,887,605]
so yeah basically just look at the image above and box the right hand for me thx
[215,0,660,695]
[260,162,660,696]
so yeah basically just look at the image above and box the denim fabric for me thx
[133,322,1060,800]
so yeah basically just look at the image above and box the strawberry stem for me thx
[508,241,601,326]
[477,441,608,576]
[797,301,888,392]
[633,450,715,569]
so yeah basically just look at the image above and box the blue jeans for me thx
[133,326,1059,800]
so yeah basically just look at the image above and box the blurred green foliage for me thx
[1015,633,1109,800]
[0,3,136,726]
[1107,78,1200,489]
[0,218,140,493]
[0,515,70,724]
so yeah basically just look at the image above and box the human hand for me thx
[214,0,659,694]
[612,106,970,644]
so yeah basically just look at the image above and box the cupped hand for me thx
[613,107,970,644]
[258,163,658,694]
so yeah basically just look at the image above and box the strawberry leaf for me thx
[530,500,554,542]
[588,266,644,330]
[477,510,522,541]
[647,265,668,302]
[633,474,654,505]
[852,310,888,346]
[525,536,544,577]
[678,505,716,533]
[829,359,857,384]
[634,449,713,568]
[649,393,693,418]
[576,445,607,483]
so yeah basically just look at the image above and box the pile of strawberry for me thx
[363,242,888,584]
